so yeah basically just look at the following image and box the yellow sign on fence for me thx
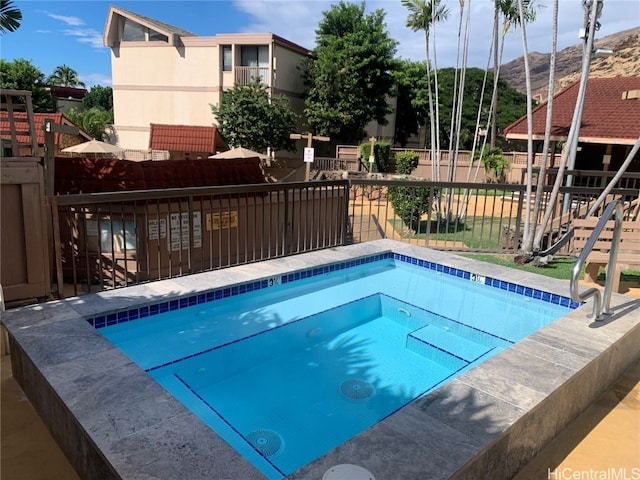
[206,211,238,231]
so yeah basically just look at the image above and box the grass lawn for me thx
[459,253,640,283]
[389,216,512,250]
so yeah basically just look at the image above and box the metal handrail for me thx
[570,200,624,319]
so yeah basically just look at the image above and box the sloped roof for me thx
[104,5,195,47]
[0,112,91,146]
[503,76,640,145]
[111,5,195,37]
[47,85,87,100]
[148,123,227,153]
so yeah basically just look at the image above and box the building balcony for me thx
[234,66,270,87]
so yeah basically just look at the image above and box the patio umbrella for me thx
[209,146,268,160]
[61,139,125,157]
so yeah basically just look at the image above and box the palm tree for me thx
[66,107,114,141]
[522,0,603,261]
[402,0,449,174]
[46,64,86,88]
[528,0,558,256]
[0,0,21,34]
[489,0,538,147]
[403,0,449,223]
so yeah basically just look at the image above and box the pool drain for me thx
[323,464,376,479]
[246,429,283,457]
[340,379,374,400]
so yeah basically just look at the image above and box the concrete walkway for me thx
[2,281,639,479]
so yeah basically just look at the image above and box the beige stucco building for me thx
[103,5,309,150]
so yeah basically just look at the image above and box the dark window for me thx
[149,29,168,42]
[222,46,232,71]
[122,18,145,41]
[240,45,268,67]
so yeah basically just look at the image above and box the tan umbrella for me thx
[209,146,268,160]
[62,139,125,157]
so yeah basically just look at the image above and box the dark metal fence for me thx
[347,179,638,253]
[49,181,349,297]
[49,178,638,297]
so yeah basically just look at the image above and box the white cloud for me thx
[43,10,105,50]
[63,28,105,49]
[234,0,331,50]
[235,0,639,68]
[46,13,85,27]
[82,72,112,88]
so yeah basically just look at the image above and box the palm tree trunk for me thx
[530,0,559,252]
[518,0,535,251]
[490,6,499,148]
[532,0,601,254]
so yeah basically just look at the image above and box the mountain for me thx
[500,27,640,96]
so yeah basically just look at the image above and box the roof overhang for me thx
[504,133,639,146]
[104,5,178,47]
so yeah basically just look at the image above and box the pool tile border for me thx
[86,252,579,329]
[3,239,638,480]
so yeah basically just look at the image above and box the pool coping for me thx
[2,239,640,479]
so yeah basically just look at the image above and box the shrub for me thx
[360,141,391,173]
[474,145,511,182]
[389,180,435,232]
[394,151,419,175]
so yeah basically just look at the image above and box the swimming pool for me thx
[4,240,638,480]
[94,252,573,479]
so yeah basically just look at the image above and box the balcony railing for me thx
[234,66,269,86]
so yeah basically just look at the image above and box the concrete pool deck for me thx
[3,353,639,479]
[2,239,639,479]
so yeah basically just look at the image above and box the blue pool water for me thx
[96,255,574,479]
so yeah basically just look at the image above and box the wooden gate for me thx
[1,90,51,302]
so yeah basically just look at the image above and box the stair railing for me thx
[570,200,623,320]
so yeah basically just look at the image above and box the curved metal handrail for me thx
[570,200,624,320]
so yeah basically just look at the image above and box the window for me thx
[122,18,145,41]
[149,29,168,42]
[122,17,168,43]
[222,45,232,72]
[240,45,269,84]
[240,45,268,68]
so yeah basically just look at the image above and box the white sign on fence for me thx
[168,212,201,251]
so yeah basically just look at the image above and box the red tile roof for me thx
[0,112,91,145]
[503,76,640,145]
[148,123,227,153]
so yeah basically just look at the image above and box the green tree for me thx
[393,59,429,147]
[46,64,86,88]
[303,1,398,144]
[65,106,114,141]
[211,80,297,153]
[0,58,56,112]
[402,0,449,158]
[490,0,539,147]
[83,85,113,111]
[419,67,527,150]
[0,0,21,34]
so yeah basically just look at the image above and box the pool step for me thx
[406,325,492,371]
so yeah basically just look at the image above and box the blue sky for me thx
[2,0,639,88]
